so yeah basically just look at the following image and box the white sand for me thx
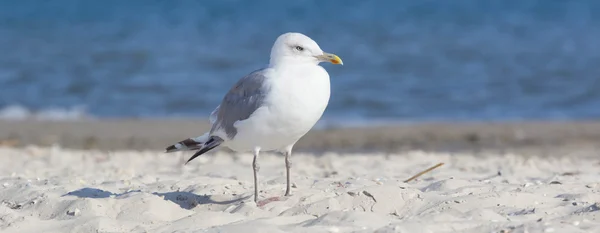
[0,146,599,233]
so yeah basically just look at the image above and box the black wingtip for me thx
[185,146,215,165]
[184,136,223,165]
[165,145,177,153]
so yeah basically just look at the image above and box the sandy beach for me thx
[1,120,600,232]
[0,145,599,232]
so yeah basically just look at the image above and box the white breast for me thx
[225,64,331,152]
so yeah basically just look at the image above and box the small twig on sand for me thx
[404,163,444,183]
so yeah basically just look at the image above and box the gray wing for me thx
[210,68,270,139]
[209,105,219,124]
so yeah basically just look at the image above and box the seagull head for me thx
[269,32,343,66]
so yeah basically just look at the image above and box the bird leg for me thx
[284,147,293,196]
[252,147,261,202]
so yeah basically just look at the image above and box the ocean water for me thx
[1,0,600,122]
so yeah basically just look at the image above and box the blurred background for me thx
[1,0,599,124]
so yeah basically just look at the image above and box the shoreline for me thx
[1,119,600,155]
[2,121,600,232]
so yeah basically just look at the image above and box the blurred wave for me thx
[1,0,600,122]
[0,105,89,120]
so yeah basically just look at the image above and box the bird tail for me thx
[165,133,210,153]
[165,134,224,165]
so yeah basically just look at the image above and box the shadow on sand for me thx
[63,187,250,210]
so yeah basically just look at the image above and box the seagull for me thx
[165,32,343,202]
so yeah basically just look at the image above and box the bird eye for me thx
[295,46,304,51]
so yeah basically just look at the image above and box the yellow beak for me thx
[316,52,343,65]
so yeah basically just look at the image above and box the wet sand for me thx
[1,119,600,155]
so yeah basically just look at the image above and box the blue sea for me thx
[1,0,600,123]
